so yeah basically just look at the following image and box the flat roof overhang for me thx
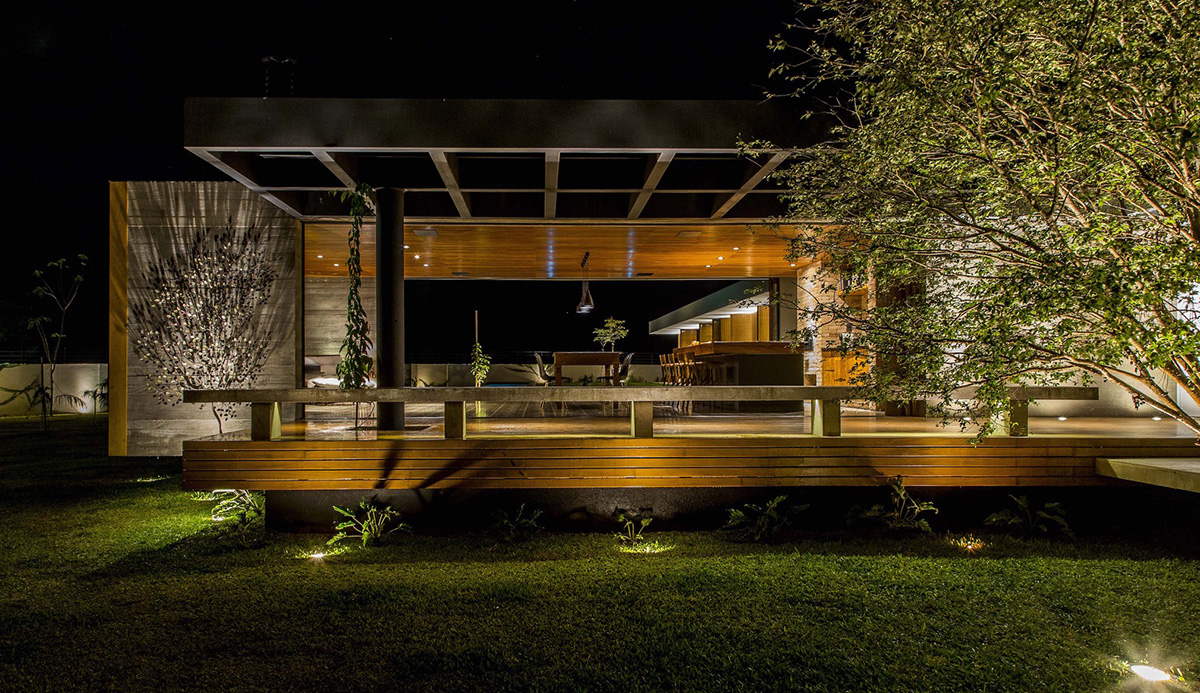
[184,98,823,224]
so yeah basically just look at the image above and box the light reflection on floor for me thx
[207,402,1197,442]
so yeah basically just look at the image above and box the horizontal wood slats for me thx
[182,435,1200,491]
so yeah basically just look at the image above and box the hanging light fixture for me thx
[576,251,594,314]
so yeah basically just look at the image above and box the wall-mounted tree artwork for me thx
[131,222,277,433]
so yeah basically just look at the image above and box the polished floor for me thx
[233,402,1197,442]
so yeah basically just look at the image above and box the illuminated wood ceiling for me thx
[304,223,810,279]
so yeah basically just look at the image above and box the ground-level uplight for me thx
[1130,664,1171,682]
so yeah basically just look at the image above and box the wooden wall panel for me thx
[108,182,129,456]
[731,312,757,342]
[182,435,1200,491]
[305,222,807,280]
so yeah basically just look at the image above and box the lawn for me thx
[1,417,1197,692]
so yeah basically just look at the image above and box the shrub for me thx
[985,495,1073,537]
[614,512,652,544]
[489,504,543,542]
[328,497,411,547]
[209,490,264,547]
[850,476,939,533]
[722,495,809,542]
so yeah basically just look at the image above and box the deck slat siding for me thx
[181,435,1197,490]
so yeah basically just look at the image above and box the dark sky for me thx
[0,1,801,362]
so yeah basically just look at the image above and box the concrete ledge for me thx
[1097,457,1200,494]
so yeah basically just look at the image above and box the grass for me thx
[2,417,1199,691]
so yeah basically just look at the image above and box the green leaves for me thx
[339,183,374,391]
[593,317,629,352]
[470,342,492,387]
[761,0,1200,436]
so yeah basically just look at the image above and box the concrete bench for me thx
[184,385,860,440]
[1005,386,1100,436]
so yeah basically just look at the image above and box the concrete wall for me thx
[123,182,296,456]
[306,276,376,356]
[0,363,108,417]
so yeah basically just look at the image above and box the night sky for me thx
[1,1,802,363]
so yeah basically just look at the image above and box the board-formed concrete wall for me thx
[123,182,296,456]
[305,276,376,356]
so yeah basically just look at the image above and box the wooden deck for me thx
[183,415,1198,491]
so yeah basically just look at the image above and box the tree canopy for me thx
[758,0,1200,436]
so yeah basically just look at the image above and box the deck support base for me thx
[444,401,466,439]
[250,402,281,441]
[811,398,841,436]
[1007,399,1029,436]
[631,401,654,438]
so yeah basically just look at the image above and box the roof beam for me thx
[544,151,560,218]
[628,152,674,219]
[711,151,789,219]
[186,148,304,217]
[312,149,358,188]
[429,150,471,217]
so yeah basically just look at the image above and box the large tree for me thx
[758,0,1200,436]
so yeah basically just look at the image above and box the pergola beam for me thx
[429,150,472,218]
[186,148,305,217]
[311,149,358,188]
[711,151,789,219]
[544,151,560,218]
[628,152,673,219]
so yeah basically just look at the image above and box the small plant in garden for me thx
[593,317,629,352]
[614,512,652,544]
[722,495,809,542]
[210,490,264,547]
[28,255,87,429]
[985,495,1073,537]
[489,504,543,543]
[82,378,108,423]
[469,342,492,387]
[329,497,410,547]
[850,476,939,533]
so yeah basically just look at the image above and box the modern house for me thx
[108,98,1199,526]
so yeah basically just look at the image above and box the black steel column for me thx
[375,187,405,429]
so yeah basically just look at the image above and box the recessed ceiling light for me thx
[333,263,339,267]
[1057,416,1067,421]
[705,264,711,268]
[732,247,740,250]
[790,263,796,267]
[316,254,323,259]
[717,256,724,261]
[1152,416,1162,421]
[423,263,429,267]
[414,255,420,259]
[403,245,409,250]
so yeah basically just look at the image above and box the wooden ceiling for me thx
[304,223,810,279]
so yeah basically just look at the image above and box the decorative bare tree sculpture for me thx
[131,222,277,433]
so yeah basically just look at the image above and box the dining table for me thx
[552,351,622,386]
